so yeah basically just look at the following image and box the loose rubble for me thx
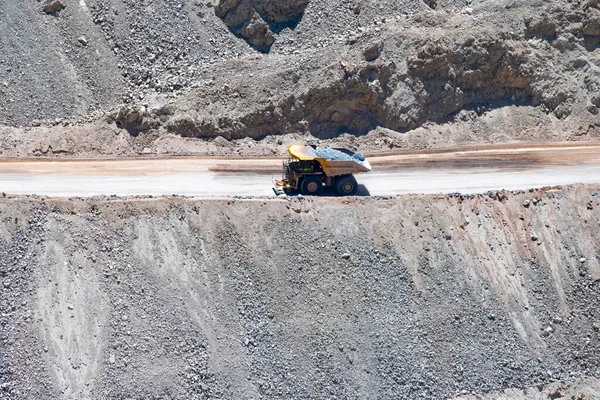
[1,0,599,151]
[1,186,600,398]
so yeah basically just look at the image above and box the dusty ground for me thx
[1,185,600,398]
[0,143,599,197]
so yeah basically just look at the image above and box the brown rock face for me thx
[215,0,309,52]
[523,5,600,38]
[166,62,393,139]
[524,15,557,38]
[161,23,584,140]
[404,37,540,125]
[111,108,156,134]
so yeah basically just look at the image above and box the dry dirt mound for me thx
[1,185,599,398]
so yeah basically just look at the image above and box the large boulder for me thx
[42,0,65,14]
[110,107,157,134]
[524,15,557,38]
[240,12,275,50]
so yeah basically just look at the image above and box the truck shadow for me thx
[355,184,371,197]
[287,184,371,197]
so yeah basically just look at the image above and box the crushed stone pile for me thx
[311,146,367,164]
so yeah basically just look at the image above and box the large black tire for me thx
[336,175,358,196]
[301,176,323,195]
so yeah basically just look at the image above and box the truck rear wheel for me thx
[336,175,358,196]
[301,176,322,195]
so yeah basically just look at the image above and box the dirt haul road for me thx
[0,143,599,197]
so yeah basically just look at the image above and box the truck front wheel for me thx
[336,175,358,196]
[301,176,322,195]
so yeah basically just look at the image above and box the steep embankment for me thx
[159,4,600,141]
[1,0,599,158]
[1,185,599,398]
[0,0,424,128]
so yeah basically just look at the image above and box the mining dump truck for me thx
[273,144,371,196]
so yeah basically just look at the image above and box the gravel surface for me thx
[1,185,600,398]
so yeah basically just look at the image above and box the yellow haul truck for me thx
[273,144,371,196]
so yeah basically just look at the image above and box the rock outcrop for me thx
[110,107,157,134]
[215,0,310,52]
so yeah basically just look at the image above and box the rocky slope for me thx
[0,0,599,157]
[158,1,600,141]
[1,0,425,128]
[1,185,599,398]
